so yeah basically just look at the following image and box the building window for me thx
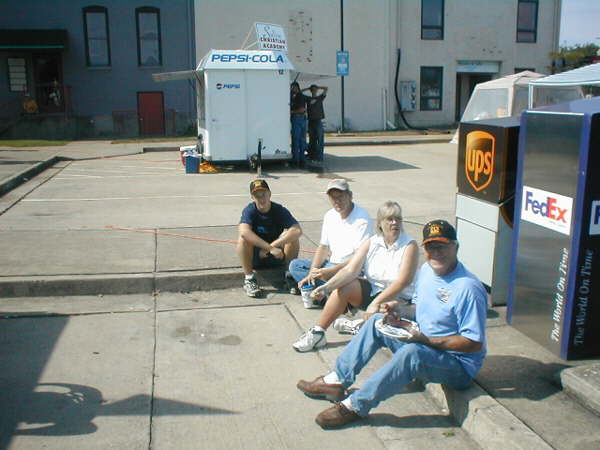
[420,67,443,110]
[83,6,111,66]
[421,0,444,40]
[517,0,538,43]
[136,7,162,66]
[8,58,27,92]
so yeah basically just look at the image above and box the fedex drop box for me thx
[195,50,294,163]
[508,97,600,360]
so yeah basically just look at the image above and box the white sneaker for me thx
[292,327,327,352]
[243,277,261,297]
[333,318,365,335]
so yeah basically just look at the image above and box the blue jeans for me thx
[335,314,473,416]
[288,258,335,285]
[291,115,307,163]
[308,119,324,161]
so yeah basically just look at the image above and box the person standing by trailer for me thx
[290,81,308,167]
[303,84,328,164]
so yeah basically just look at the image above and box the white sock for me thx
[323,371,341,384]
[342,397,356,412]
[244,274,255,281]
[313,325,325,333]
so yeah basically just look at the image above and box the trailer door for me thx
[206,70,247,161]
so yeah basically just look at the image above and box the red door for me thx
[137,91,165,136]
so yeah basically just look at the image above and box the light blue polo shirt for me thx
[414,261,487,378]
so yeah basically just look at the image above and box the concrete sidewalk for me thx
[1,138,600,449]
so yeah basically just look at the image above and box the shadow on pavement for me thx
[0,313,236,446]
[323,154,419,172]
[11,383,237,437]
[477,355,570,401]
[0,313,68,448]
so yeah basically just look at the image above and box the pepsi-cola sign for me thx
[216,83,240,90]
[521,186,573,235]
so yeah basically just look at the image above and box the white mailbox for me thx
[195,49,294,163]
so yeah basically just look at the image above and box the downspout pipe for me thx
[394,48,428,131]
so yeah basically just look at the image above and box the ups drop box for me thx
[508,97,600,360]
[457,117,520,204]
[455,117,520,306]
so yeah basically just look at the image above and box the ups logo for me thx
[465,130,495,192]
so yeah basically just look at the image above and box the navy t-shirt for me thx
[240,201,298,243]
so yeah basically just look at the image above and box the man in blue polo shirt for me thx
[296,219,487,428]
[238,179,302,297]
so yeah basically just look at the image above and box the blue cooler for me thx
[185,156,200,174]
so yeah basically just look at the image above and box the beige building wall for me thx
[194,0,561,130]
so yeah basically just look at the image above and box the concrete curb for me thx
[0,151,144,197]
[0,273,155,297]
[559,364,600,417]
[0,268,284,297]
[325,137,451,146]
[0,155,63,197]
[424,382,552,449]
[142,146,185,153]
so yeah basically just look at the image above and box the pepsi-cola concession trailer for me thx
[154,49,294,164]
[508,97,600,360]
[455,117,520,306]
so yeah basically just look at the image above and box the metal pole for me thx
[257,138,262,177]
[340,0,345,132]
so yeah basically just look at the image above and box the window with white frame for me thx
[421,0,444,40]
[83,5,111,66]
[517,0,538,43]
[8,58,27,92]
[136,7,162,66]
[420,66,443,111]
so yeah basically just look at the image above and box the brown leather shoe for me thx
[315,402,362,429]
[297,376,346,402]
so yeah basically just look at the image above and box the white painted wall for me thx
[194,0,561,130]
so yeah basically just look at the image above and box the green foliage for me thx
[550,43,600,73]
[0,140,69,147]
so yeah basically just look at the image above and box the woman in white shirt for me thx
[293,201,419,352]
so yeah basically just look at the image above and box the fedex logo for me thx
[521,186,572,235]
[525,191,568,222]
[590,200,600,235]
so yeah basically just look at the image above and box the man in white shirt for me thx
[287,179,372,302]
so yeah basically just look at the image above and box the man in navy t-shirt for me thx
[238,179,302,297]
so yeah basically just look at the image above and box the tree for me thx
[550,43,600,73]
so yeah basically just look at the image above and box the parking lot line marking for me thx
[104,225,317,254]
[22,192,323,202]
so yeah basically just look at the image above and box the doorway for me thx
[137,91,165,136]
[33,53,64,113]
[455,73,492,122]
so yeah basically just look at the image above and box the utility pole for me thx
[340,0,345,132]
